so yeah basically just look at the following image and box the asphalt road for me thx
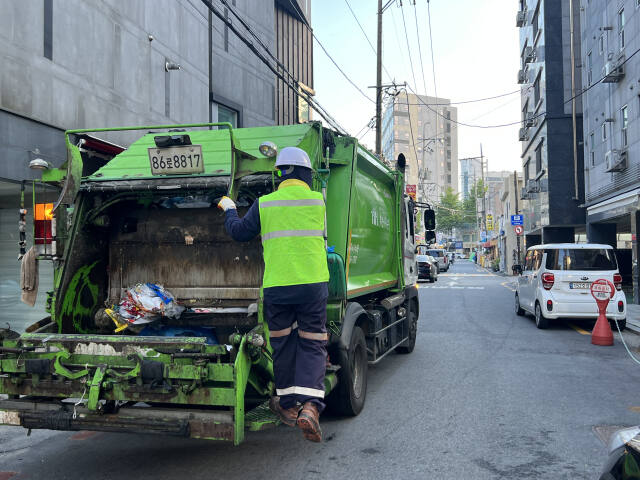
[2,260,640,479]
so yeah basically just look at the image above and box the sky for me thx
[310,0,522,174]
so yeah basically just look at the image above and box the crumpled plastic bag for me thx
[109,283,184,332]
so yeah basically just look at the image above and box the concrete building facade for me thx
[0,0,312,326]
[579,0,640,303]
[382,92,458,205]
[517,0,585,247]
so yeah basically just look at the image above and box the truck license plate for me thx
[148,145,204,175]
[569,282,590,289]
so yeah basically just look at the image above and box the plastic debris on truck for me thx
[107,283,185,332]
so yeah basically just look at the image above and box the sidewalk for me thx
[627,303,640,334]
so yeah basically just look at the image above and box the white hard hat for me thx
[275,147,312,169]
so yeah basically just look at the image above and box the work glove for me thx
[217,196,236,212]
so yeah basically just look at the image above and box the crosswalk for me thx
[418,284,485,290]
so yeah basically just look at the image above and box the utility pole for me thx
[375,0,383,156]
[480,144,485,239]
[513,170,521,266]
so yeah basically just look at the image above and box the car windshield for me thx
[545,248,618,271]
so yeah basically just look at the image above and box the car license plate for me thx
[569,282,590,289]
[148,145,204,175]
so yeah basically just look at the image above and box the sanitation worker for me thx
[217,146,329,443]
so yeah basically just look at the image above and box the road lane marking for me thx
[568,323,591,335]
[419,285,485,290]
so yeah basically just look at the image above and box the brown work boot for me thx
[297,402,322,443]
[268,396,300,427]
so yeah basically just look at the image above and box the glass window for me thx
[533,73,541,105]
[524,250,534,271]
[619,8,625,50]
[598,35,604,55]
[587,51,592,85]
[590,132,595,166]
[524,159,530,183]
[532,250,543,270]
[602,122,608,141]
[532,7,539,40]
[535,142,543,173]
[545,249,618,270]
[621,105,628,146]
[217,104,238,127]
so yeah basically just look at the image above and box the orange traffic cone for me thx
[591,311,614,346]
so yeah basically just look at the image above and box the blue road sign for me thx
[511,214,523,226]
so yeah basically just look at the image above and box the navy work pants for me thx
[264,298,328,412]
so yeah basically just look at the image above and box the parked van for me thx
[514,243,626,329]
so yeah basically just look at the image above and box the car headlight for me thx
[609,426,640,454]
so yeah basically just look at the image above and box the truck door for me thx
[403,199,417,285]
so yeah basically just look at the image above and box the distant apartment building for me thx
[459,157,483,200]
[382,92,458,205]
[579,0,640,303]
[516,0,585,246]
[0,0,312,323]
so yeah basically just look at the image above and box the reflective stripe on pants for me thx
[264,298,328,411]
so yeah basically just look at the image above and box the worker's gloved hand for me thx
[217,196,236,212]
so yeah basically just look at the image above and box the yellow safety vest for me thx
[258,179,329,288]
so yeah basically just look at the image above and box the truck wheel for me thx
[327,326,367,416]
[396,299,418,354]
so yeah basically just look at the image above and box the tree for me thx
[436,187,462,235]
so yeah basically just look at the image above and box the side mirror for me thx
[425,231,436,243]
[397,153,406,172]
[512,264,523,275]
[424,209,435,231]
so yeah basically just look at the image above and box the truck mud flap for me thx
[0,399,236,441]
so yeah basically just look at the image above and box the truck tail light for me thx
[34,203,53,245]
[613,273,622,291]
[541,272,554,290]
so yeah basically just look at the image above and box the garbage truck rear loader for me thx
[0,122,426,444]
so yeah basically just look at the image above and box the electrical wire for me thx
[614,319,640,366]
[401,88,525,106]
[343,0,392,81]
[413,1,429,97]
[285,0,375,104]
[405,43,640,129]
[202,0,348,134]
[399,4,418,95]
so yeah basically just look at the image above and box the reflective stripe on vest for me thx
[259,184,329,288]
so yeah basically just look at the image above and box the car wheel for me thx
[515,293,525,316]
[610,319,626,331]
[535,302,549,329]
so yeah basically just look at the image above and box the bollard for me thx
[590,279,615,346]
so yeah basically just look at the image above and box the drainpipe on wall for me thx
[569,0,579,201]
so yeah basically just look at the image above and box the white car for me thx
[514,243,626,329]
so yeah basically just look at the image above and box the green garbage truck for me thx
[0,121,429,444]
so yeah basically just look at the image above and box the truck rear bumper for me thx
[0,398,237,440]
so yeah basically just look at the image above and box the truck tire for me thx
[396,299,418,354]
[327,325,367,416]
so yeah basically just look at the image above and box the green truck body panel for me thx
[0,121,416,444]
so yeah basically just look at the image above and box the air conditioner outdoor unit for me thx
[525,179,539,193]
[518,127,528,141]
[524,46,536,64]
[520,187,530,200]
[516,10,526,27]
[517,69,528,84]
[525,113,537,127]
[602,59,624,83]
[604,149,627,172]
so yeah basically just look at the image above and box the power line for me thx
[401,88,525,106]
[403,42,640,129]
[343,0,392,80]
[201,0,348,134]
[399,4,418,94]
[412,1,428,97]
[286,0,375,104]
